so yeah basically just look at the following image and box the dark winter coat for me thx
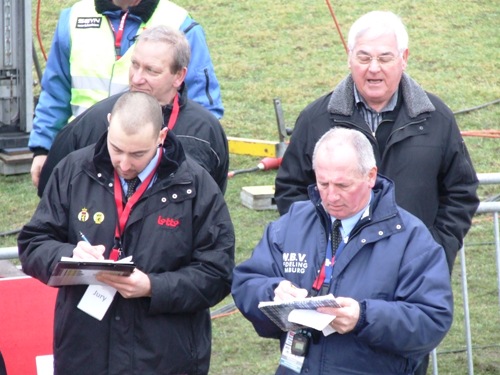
[19,132,235,375]
[275,73,479,271]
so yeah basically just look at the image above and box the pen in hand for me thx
[79,231,91,244]
[76,231,105,260]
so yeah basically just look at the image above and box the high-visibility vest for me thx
[69,0,187,117]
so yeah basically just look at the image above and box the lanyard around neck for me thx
[165,93,180,130]
[311,226,346,296]
[108,11,129,60]
[110,147,163,260]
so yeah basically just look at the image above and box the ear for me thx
[367,166,378,188]
[401,48,409,70]
[172,67,188,89]
[158,127,168,145]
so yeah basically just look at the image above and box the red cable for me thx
[36,0,48,61]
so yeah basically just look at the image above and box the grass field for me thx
[1,0,499,374]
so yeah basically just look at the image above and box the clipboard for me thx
[47,258,135,286]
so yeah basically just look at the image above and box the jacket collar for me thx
[327,73,435,119]
[161,83,188,119]
[95,0,159,22]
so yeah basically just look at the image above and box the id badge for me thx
[279,331,305,374]
[78,284,116,320]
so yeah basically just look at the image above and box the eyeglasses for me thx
[354,54,397,65]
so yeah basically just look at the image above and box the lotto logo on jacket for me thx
[283,252,308,274]
[157,215,180,228]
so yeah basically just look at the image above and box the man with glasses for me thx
[275,12,479,372]
[276,10,478,272]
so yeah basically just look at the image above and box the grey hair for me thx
[347,11,408,53]
[136,25,191,74]
[312,128,376,176]
[110,91,163,136]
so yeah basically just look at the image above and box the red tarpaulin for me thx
[0,276,56,375]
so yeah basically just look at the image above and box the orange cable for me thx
[211,309,240,320]
[325,0,348,54]
[461,130,500,138]
[36,0,48,61]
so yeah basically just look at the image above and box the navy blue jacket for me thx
[232,176,453,374]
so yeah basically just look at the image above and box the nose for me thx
[119,156,132,172]
[327,186,340,201]
[368,59,382,72]
[129,68,145,85]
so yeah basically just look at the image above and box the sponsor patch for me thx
[157,215,180,228]
[76,17,102,29]
[283,252,309,274]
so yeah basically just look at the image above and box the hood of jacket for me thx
[327,73,436,119]
[95,0,159,22]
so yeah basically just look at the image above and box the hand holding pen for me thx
[273,280,308,302]
[73,231,106,260]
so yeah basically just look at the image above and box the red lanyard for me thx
[166,93,180,130]
[312,263,328,293]
[108,11,129,60]
[312,249,333,294]
[311,238,346,295]
[110,147,163,260]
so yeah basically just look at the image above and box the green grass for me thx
[1,0,498,374]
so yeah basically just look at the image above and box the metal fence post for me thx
[494,212,500,306]
[460,244,474,375]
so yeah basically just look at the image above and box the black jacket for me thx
[275,73,479,272]
[19,132,235,375]
[38,84,228,196]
